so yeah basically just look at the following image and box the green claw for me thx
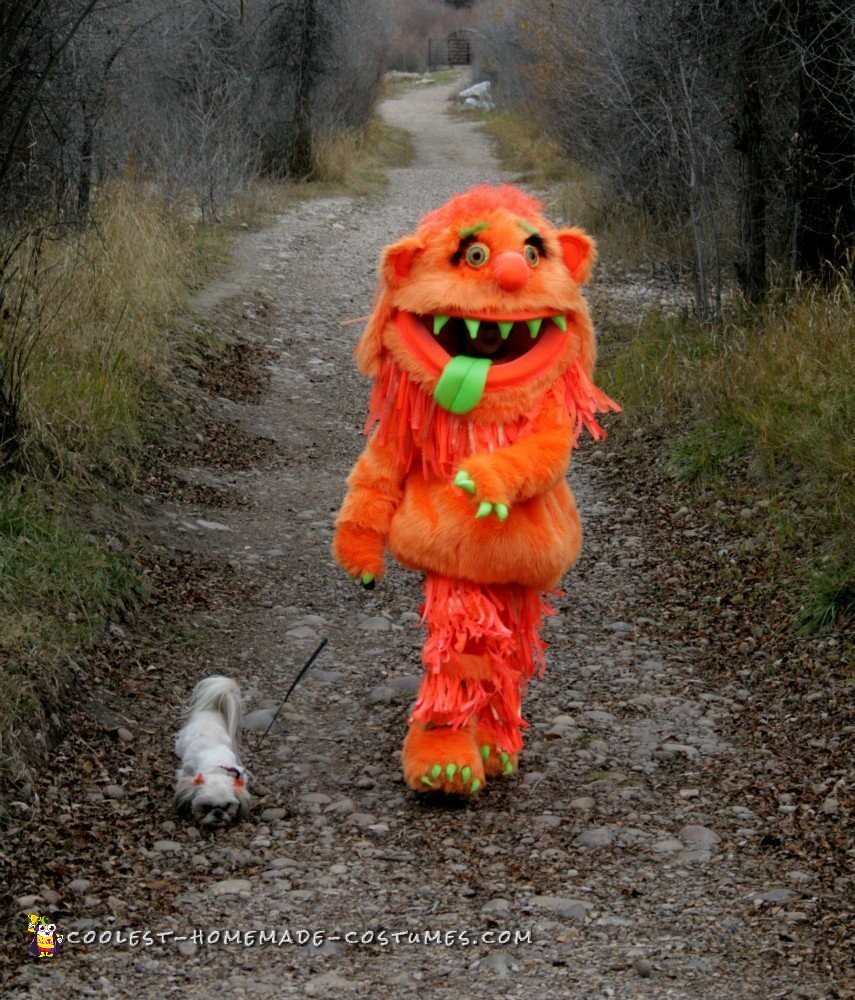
[502,762,514,776]
[429,764,442,780]
[361,572,375,585]
[433,314,449,335]
[498,320,513,340]
[469,778,482,794]
[494,503,509,521]
[421,776,436,787]
[554,314,567,332]
[445,763,457,781]
[475,500,493,519]
[499,751,509,765]
[480,744,490,762]
[527,318,543,338]
[461,766,472,783]
[464,317,481,339]
[454,470,476,494]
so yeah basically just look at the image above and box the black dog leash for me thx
[258,637,328,744]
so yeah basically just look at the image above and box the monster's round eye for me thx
[524,244,540,267]
[465,243,489,267]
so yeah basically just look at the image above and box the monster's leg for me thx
[475,584,552,779]
[402,574,521,796]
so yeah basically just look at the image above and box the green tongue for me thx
[433,356,492,415]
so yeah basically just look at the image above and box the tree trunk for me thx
[77,126,93,219]
[734,65,767,302]
[287,0,317,180]
[792,0,855,279]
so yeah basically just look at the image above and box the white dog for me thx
[174,676,251,827]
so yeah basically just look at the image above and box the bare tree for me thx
[0,0,393,462]
[0,0,101,217]
[474,0,854,304]
[287,0,318,179]
[788,0,855,278]
[1,0,393,220]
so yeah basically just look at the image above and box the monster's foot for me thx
[402,722,486,796]
[475,726,520,779]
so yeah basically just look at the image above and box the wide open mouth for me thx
[419,311,567,363]
[393,310,572,415]
[395,310,569,382]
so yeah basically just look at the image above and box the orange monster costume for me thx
[333,185,619,796]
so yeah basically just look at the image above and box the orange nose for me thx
[493,251,530,291]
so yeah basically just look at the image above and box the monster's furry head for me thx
[356,185,597,422]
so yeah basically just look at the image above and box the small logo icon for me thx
[26,914,63,959]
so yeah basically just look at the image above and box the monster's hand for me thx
[333,522,385,587]
[453,468,510,522]
[454,404,575,515]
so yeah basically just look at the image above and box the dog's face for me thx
[174,770,250,828]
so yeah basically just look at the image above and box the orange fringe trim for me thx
[410,574,556,752]
[365,354,620,477]
[562,360,622,444]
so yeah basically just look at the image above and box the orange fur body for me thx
[333,185,619,795]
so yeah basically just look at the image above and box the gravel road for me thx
[7,77,849,1000]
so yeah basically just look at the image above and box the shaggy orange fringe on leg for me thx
[402,574,553,791]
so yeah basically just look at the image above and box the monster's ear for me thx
[354,288,393,377]
[381,235,424,288]
[556,228,596,284]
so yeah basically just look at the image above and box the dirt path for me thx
[6,79,849,999]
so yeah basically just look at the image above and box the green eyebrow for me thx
[459,221,489,239]
[517,220,539,235]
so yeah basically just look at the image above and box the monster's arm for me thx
[454,398,572,518]
[333,431,403,581]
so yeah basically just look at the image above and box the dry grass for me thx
[0,184,201,786]
[12,186,197,477]
[463,109,850,628]
[229,180,299,223]
[602,282,855,628]
[5,121,412,477]
[0,477,146,785]
[382,69,462,100]
[311,119,414,191]
[479,112,570,186]
[0,118,417,794]
[313,128,369,185]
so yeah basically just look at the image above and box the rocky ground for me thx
[2,78,852,999]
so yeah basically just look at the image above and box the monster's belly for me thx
[387,474,581,588]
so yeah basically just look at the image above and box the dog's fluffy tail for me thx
[186,676,242,740]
